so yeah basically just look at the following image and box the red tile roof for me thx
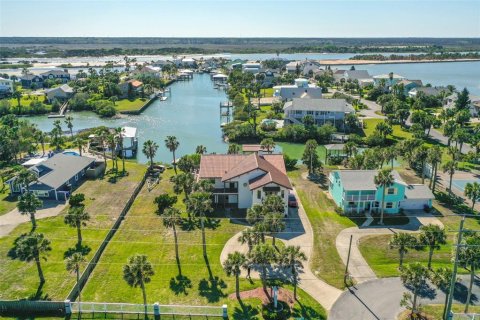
[198,153,292,190]
[242,144,266,152]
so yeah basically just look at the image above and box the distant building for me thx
[45,84,74,102]
[397,79,423,95]
[408,86,446,98]
[197,153,292,214]
[20,74,44,89]
[373,73,405,87]
[120,127,138,158]
[131,65,162,78]
[283,98,355,130]
[273,78,322,101]
[329,170,434,214]
[40,69,71,83]
[242,61,262,74]
[0,77,14,96]
[118,80,143,98]
[444,93,480,117]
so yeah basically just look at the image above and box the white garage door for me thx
[400,199,429,210]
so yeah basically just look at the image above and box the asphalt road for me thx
[329,276,479,320]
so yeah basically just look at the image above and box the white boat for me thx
[160,96,168,101]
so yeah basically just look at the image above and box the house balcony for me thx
[213,187,238,194]
[343,194,375,202]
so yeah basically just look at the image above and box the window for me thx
[387,188,396,195]
[281,190,285,198]
[307,111,314,115]
[295,110,302,115]
[385,202,393,208]
[373,201,379,208]
[33,190,49,198]
[257,190,261,199]
[348,202,355,207]
[75,174,79,181]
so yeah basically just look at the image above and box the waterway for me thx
[26,74,228,163]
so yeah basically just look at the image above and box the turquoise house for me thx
[328,170,434,214]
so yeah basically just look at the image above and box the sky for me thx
[0,0,479,37]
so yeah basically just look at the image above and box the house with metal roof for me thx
[283,98,355,130]
[7,153,97,201]
[273,78,323,101]
[20,74,44,89]
[45,84,74,102]
[197,153,292,214]
[40,69,71,83]
[328,170,434,214]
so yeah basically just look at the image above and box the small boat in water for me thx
[160,96,168,101]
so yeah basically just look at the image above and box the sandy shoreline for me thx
[320,58,480,65]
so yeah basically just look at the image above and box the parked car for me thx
[288,194,298,207]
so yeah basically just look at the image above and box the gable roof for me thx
[31,154,95,189]
[404,184,434,200]
[198,153,291,190]
[46,84,73,95]
[284,98,355,113]
[40,69,69,76]
[344,70,371,80]
[334,170,405,191]
[21,74,43,81]
[397,79,423,86]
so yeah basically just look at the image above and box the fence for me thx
[0,300,65,317]
[451,313,480,320]
[66,172,148,301]
[70,302,225,318]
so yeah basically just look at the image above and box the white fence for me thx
[451,313,480,320]
[69,301,226,318]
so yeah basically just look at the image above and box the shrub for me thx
[261,301,291,320]
[154,194,178,215]
[283,154,297,171]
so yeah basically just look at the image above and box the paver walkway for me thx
[220,187,343,311]
[0,200,67,237]
[336,212,443,283]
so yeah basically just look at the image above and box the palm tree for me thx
[16,168,37,193]
[115,127,126,174]
[464,182,480,210]
[419,224,446,269]
[427,146,442,192]
[429,267,453,320]
[195,145,207,155]
[400,263,429,315]
[413,145,429,184]
[64,206,90,247]
[36,130,47,156]
[389,233,417,267]
[374,168,394,225]
[66,253,86,310]
[442,160,457,196]
[12,90,22,112]
[110,96,118,106]
[142,140,159,169]
[73,137,87,157]
[163,207,182,275]
[228,143,241,154]
[277,246,307,300]
[223,251,247,299]
[248,244,277,292]
[65,116,74,138]
[457,233,480,313]
[170,172,194,201]
[186,191,213,257]
[123,254,155,315]
[17,192,43,229]
[107,132,117,171]
[264,213,285,247]
[14,233,52,284]
[260,138,275,154]
[165,136,180,174]
[343,141,357,158]
[238,228,260,253]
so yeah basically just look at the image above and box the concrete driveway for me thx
[329,276,480,320]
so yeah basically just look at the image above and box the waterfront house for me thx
[408,86,446,98]
[20,74,44,89]
[328,170,434,214]
[40,69,71,83]
[7,153,99,201]
[45,84,74,102]
[0,77,13,97]
[283,98,355,130]
[197,153,292,214]
[120,126,138,158]
[273,78,323,101]
[373,73,405,87]
[242,61,262,74]
[286,61,302,74]
[397,79,423,95]
[302,60,322,77]
[242,144,268,154]
[118,80,143,98]
[444,93,480,117]
[131,65,162,78]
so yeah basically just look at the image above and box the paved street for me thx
[329,276,480,320]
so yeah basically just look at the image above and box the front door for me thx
[366,202,371,211]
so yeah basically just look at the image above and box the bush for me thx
[261,301,291,320]
[154,194,178,215]
[283,154,297,171]
[335,206,344,215]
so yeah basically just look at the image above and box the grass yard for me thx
[0,161,146,300]
[115,98,147,112]
[358,205,479,278]
[362,118,413,141]
[420,304,480,320]
[277,142,327,163]
[262,88,274,97]
[81,168,326,319]
[0,187,17,216]
[288,169,356,289]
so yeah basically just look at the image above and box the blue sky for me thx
[1,0,479,37]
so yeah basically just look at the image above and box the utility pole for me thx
[344,234,353,286]
[445,215,465,320]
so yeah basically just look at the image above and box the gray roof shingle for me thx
[336,170,405,191]
[284,98,355,113]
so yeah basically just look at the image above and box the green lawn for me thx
[277,142,327,163]
[0,161,146,300]
[81,168,326,319]
[262,88,274,97]
[288,169,356,289]
[362,118,413,141]
[358,206,479,278]
[0,187,17,216]
[115,98,148,112]
[420,304,480,320]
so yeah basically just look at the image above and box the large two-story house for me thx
[40,70,71,83]
[283,98,355,130]
[197,153,292,214]
[329,170,434,214]
[20,74,44,89]
[273,78,323,101]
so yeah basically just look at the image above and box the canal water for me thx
[26,73,228,163]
